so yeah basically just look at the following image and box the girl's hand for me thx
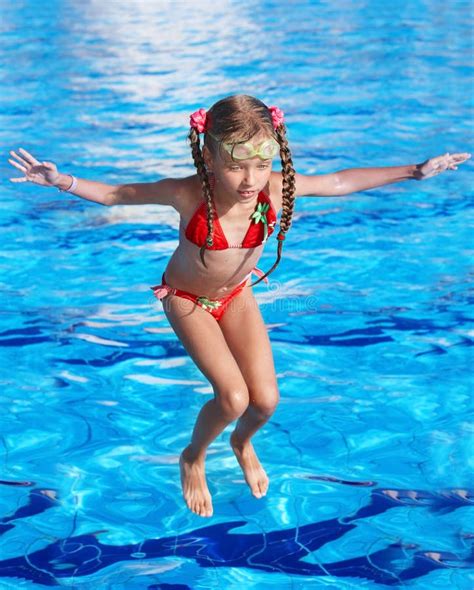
[8,148,61,187]
[415,152,471,180]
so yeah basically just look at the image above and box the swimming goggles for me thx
[208,132,280,160]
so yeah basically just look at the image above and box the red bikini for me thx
[185,190,277,249]
[150,191,277,321]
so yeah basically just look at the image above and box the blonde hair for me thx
[188,94,296,285]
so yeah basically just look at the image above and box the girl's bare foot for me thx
[179,446,213,517]
[230,432,269,498]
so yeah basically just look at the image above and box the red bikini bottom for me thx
[150,267,267,322]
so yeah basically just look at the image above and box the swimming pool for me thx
[1,1,472,588]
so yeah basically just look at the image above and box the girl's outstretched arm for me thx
[295,151,471,197]
[8,147,183,208]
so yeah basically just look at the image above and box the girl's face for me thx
[204,135,274,204]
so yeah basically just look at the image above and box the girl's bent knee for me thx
[215,388,249,420]
[250,387,280,418]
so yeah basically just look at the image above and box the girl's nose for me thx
[243,170,255,186]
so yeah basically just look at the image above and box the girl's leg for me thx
[161,295,250,517]
[218,286,280,498]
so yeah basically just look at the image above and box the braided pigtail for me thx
[249,121,296,287]
[188,126,214,267]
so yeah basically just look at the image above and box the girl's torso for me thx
[164,174,282,298]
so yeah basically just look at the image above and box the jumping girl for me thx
[8,95,470,518]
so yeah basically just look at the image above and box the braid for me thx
[188,128,214,267]
[249,122,296,287]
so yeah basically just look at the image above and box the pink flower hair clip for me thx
[268,105,284,129]
[190,108,208,133]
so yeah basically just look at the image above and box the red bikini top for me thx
[184,190,277,250]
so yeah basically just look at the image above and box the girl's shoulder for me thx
[268,171,284,212]
[173,174,204,216]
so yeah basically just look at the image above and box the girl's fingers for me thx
[9,177,28,183]
[453,154,470,161]
[18,147,40,165]
[8,158,27,173]
[431,154,465,173]
[9,150,29,166]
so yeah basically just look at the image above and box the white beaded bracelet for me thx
[57,175,78,193]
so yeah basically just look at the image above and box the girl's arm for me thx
[295,151,471,197]
[8,147,183,208]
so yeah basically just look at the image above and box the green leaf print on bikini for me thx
[250,202,270,242]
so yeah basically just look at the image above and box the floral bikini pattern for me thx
[196,296,222,311]
[250,201,275,243]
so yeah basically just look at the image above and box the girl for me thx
[8,94,470,519]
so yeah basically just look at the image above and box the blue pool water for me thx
[1,1,473,588]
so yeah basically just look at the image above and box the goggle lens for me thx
[229,138,279,160]
[259,139,279,158]
[232,144,253,159]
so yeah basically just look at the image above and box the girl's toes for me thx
[252,484,263,498]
